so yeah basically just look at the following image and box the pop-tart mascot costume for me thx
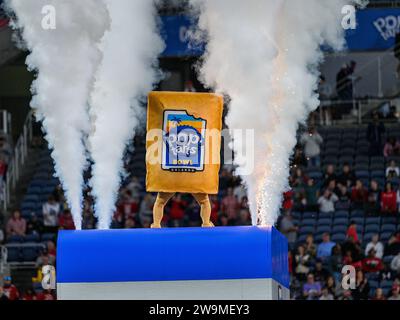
[146,92,224,228]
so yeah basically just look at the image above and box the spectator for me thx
[317,189,338,214]
[337,163,355,187]
[385,233,400,257]
[367,112,385,156]
[391,252,400,273]
[317,233,336,260]
[304,234,317,258]
[304,179,319,211]
[138,194,155,226]
[313,259,330,283]
[6,210,26,238]
[346,221,359,243]
[386,159,400,178]
[237,209,251,226]
[22,288,37,301]
[221,188,239,220]
[365,234,384,259]
[362,248,384,274]
[0,286,9,301]
[336,184,351,210]
[366,180,381,215]
[2,276,19,300]
[388,286,400,300]
[351,180,368,209]
[42,195,60,233]
[300,126,323,167]
[168,194,186,223]
[372,288,386,300]
[210,195,220,225]
[383,137,400,158]
[319,287,334,300]
[58,209,75,230]
[327,245,343,282]
[294,245,310,280]
[26,213,44,235]
[351,270,370,300]
[280,212,298,245]
[323,164,337,188]
[381,182,397,214]
[303,273,322,300]
[292,147,308,168]
[36,289,55,300]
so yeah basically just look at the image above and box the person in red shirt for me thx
[169,194,186,220]
[346,221,359,243]
[351,180,368,209]
[381,182,397,214]
[221,188,239,220]
[210,195,220,225]
[282,190,294,212]
[58,209,75,230]
[362,248,384,274]
[22,288,37,300]
[2,276,19,300]
[36,289,55,300]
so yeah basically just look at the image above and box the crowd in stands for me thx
[280,115,400,300]
[0,136,251,299]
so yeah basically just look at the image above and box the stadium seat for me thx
[22,246,39,262]
[317,218,332,226]
[303,212,318,219]
[41,233,56,242]
[380,232,393,242]
[331,233,346,242]
[381,224,396,233]
[365,225,380,233]
[365,217,381,225]
[332,225,347,233]
[6,247,21,263]
[335,211,349,219]
[7,235,25,243]
[333,218,348,226]
[24,234,40,242]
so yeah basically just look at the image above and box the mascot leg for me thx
[193,193,214,227]
[151,192,175,228]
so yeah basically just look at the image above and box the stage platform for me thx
[56,226,289,300]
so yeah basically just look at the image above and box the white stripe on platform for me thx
[58,278,289,300]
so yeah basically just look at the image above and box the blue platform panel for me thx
[57,226,289,289]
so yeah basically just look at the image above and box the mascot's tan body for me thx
[146,92,223,228]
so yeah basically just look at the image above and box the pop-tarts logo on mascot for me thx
[162,110,206,172]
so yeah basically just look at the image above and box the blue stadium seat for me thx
[381,224,396,233]
[355,170,369,179]
[380,232,393,242]
[22,246,39,262]
[335,211,349,219]
[370,170,385,178]
[332,225,347,233]
[24,234,40,242]
[6,247,21,262]
[316,225,331,234]
[380,280,393,289]
[7,235,25,243]
[331,233,346,242]
[382,217,397,225]
[41,233,56,242]
[365,225,380,233]
[365,217,381,225]
[303,212,318,219]
[333,217,348,225]
[351,217,364,226]
[363,233,375,244]
[317,218,332,226]
[299,226,315,236]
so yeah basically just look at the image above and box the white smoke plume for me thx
[5,0,110,229]
[88,0,164,229]
[191,0,367,225]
